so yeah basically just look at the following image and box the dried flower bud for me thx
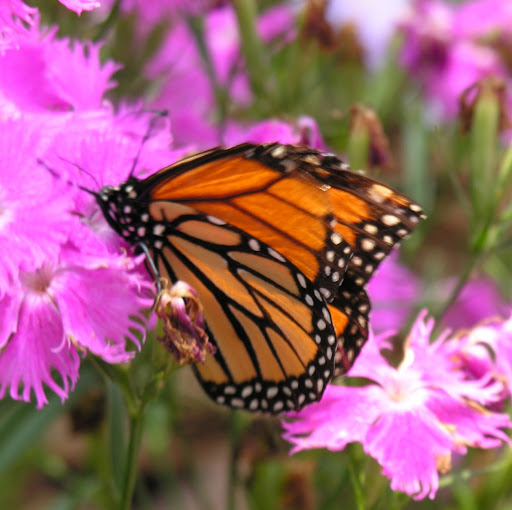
[459,76,510,134]
[155,281,215,364]
[349,104,393,169]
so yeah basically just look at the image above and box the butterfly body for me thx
[96,142,424,413]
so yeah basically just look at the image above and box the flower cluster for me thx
[0,17,181,408]
[400,0,512,123]
[282,311,512,500]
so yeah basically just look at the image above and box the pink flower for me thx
[224,116,327,149]
[427,40,505,118]
[0,120,70,292]
[0,254,151,409]
[282,312,511,500]
[1,1,100,55]
[0,19,186,407]
[58,0,100,15]
[0,0,38,53]
[453,0,512,39]
[0,27,120,115]
[446,312,512,405]
[399,0,509,120]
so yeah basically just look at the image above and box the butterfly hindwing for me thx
[148,201,337,413]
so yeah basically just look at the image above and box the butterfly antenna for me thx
[37,158,100,199]
[129,109,169,179]
[57,156,102,190]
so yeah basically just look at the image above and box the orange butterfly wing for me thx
[144,143,424,379]
[98,142,424,412]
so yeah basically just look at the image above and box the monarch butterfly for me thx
[96,142,424,414]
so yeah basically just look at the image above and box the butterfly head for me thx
[96,179,146,243]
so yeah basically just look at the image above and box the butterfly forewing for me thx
[145,144,353,302]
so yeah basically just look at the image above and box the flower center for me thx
[20,265,54,293]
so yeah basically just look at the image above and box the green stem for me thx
[186,15,228,134]
[119,407,146,510]
[89,356,136,412]
[227,416,239,510]
[94,0,122,42]
[233,0,267,99]
[347,447,365,510]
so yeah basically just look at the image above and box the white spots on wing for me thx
[381,214,400,226]
[331,233,343,245]
[271,145,286,158]
[320,288,331,300]
[364,224,378,235]
[352,256,362,267]
[361,238,376,251]
[207,215,227,225]
[297,273,308,289]
[241,386,253,398]
[153,224,165,236]
[267,386,278,399]
[249,239,260,251]
[268,247,286,262]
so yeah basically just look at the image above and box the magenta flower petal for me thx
[452,313,512,404]
[0,290,22,349]
[58,0,101,15]
[365,407,452,500]
[1,29,120,113]
[224,116,326,148]
[427,390,510,449]
[51,260,151,363]
[283,313,512,500]
[0,290,80,408]
[0,119,72,293]
[399,0,510,120]
[453,0,512,39]
[283,385,385,453]
[0,0,38,53]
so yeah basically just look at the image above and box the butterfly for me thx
[96,142,424,414]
